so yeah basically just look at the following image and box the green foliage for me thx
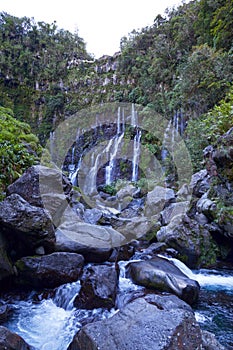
[185,86,233,170]
[0,106,41,198]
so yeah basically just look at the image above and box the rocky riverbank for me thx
[0,129,232,349]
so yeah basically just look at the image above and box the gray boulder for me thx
[157,215,219,268]
[7,165,72,226]
[0,326,32,350]
[15,252,84,289]
[55,228,113,262]
[0,194,55,254]
[144,186,175,218]
[68,297,202,350]
[74,264,118,309]
[127,256,200,305]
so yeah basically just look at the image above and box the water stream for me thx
[2,258,233,349]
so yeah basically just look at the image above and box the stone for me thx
[7,165,72,226]
[69,297,203,350]
[196,193,217,218]
[0,194,55,255]
[15,252,84,289]
[160,201,190,226]
[55,228,113,263]
[0,233,14,285]
[83,208,102,224]
[0,305,12,323]
[74,264,118,309]
[0,326,32,349]
[201,330,226,350]
[127,256,200,305]
[57,220,126,249]
[144,186,175,218]
[157,215,219,268]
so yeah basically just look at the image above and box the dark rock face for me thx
[0,194,55,255]
[127,256,200,305]
[69,297,203,350]
[0,326,32,350]
[157,214,219,268]
[0,233,14,285]
[74,264,118,309]
[0,304,12,323]
[15,252,84,289]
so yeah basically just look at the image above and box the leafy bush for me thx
[0,106,42,199]
[185,86,233,170]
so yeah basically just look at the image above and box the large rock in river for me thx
[127,256,200,305]
[0,326,32,350]
[74,264,118,309]
[0,194,55,255]
[68,297,203,350]
[15,252,84,289]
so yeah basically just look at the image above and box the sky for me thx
[0,0,182,58]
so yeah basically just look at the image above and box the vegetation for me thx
[0,106,41,198]
[0,0,233,195]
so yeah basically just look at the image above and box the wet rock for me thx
[201,330,226,350]
[0,304,12,323]
[69,297,203,350]
[55,228,113,263]
[15,252,84,289]
[0,233,14,286]
[157,215,219,268]
[127,256,200,305]
[0,326,33,349]
[190,170,210,197]
[0,194,55,255]
[74,264,118,309]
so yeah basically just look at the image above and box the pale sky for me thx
[0,0,183,58]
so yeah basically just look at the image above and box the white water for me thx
[105,107,125,185]
[131,128,141,182]
[167,257,233,290]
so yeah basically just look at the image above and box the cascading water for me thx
[131,128,141,182]
[164,257,233,348]
[2,257,233,349]
[105,107,125,185]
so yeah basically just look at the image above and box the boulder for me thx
[7,164,72,206]
[55,228,113,262]
[68,297,203,350]
[83,208,103,224]
[15,252,84,289]
[0,326,32,350]
[0,194,55,255]
[74,264,118,309]
[201,330,226,350]
[7,165,72,226]
[57,220,125,249]
[157,215,219,268]
[160,201,190,226]
[144,186,175,218]
[127,256,200,305]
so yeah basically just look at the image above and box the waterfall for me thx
[70,156,82,186]
[49,131,55,162]
[131,128,141,182]
[161,120,172,161]
[105,107,125,185]
[68,145,75,173]
[84,152,101,195]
